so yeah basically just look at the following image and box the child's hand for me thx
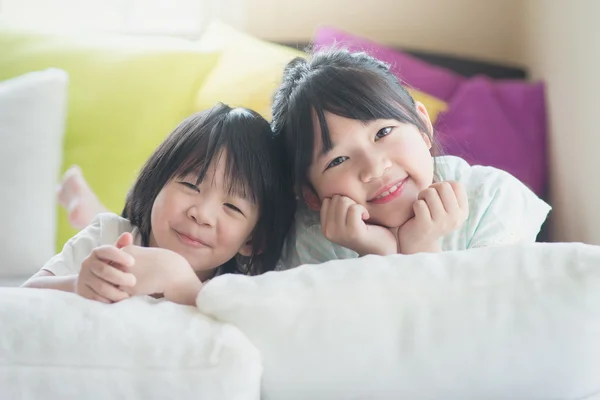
[397,181,468,254]
[76,241,136,303]
[116,233,203,305]
[320,195,398,257]
[115,234,182,296]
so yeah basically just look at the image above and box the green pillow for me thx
[0,29,220,250]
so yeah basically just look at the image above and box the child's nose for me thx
[187,203,216,227]
[359,153,392,183]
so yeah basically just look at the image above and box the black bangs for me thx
[172,108,268,205]
[310,67,420,154]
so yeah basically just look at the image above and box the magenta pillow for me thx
[313,26,464,101]
[435,76,548,196]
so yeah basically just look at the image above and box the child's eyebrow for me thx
[318,141,336,157]
[317,118,385,158]
[197,173,256,205]
[227,183,256,205]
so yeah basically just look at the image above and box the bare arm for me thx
[165,278,204,306]
[21,270,77,293]
[117,244,204,306]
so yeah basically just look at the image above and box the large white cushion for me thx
[0,289,261,399]
[0,69,68,285]
[198,243,600,399]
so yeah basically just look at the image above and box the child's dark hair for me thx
[271,47,437,194]
[122,103,295,275]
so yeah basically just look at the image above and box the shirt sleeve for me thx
[466,168,551,248]
[41,214,106,276]
[296,224,358,266]
[278,208,358,270]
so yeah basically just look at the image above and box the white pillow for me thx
[197,243,600,399]
[0,69,68,285]
[0,288,261,399]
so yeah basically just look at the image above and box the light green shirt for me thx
[278,156,551,270]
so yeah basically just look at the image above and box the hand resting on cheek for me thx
[396,181,469,254]
[319,195,398,257]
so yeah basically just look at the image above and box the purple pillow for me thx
[313,26,464,101]
[435,76,548,196]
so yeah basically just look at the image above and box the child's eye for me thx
[225,203,244,216]
[326,156,349,170]
[180,182,200,192]
[375,126,393,140]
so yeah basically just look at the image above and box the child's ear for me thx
[414,101,433,150]
[301,185,321,211]
[238,237,255,257]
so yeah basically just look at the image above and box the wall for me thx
[245,0,523,64]
[521,0,600,244]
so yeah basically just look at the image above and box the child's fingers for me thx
[331,195,345,227]
[119,284,136,296]
[84,286,112,304]
[87,275,130,303]
[332,195,354,228]
[434,182,460,214]
[413,199,432,222]
[320,197,338,239]
[346,204,367,233]
[115,232,134,249]
[320,197,331,227]
[80,281,112,304]
[323,195,342,230]
[93,245,135,268]
[419,187,444,220]
[90,261,136,287]
[448,180,469,212]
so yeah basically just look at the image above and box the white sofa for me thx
[2,242,600,399]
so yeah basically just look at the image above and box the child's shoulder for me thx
[92,212,133,230]
[88,212,138,245]
[435,155,523,195]
[435,155,550,223]
[292,200,322,229]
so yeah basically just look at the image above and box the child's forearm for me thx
[21,271,77,293]
[164,278,204,306]
[399,240,442,255]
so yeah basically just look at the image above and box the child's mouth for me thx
[176,231,210,248]
[369,177,408,204]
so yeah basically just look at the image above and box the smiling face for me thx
[149,150,259,277]
[305,107,435,229]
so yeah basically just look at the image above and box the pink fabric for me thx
[435,77,548,196]
[314,26,465,101]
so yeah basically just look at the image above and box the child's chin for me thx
[383,211,414,229]
[366,213,408,229]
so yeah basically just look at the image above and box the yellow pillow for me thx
[407,88,448,125]
[195,22,447,124]
[195,21,305,120]
[0,28,220,250]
